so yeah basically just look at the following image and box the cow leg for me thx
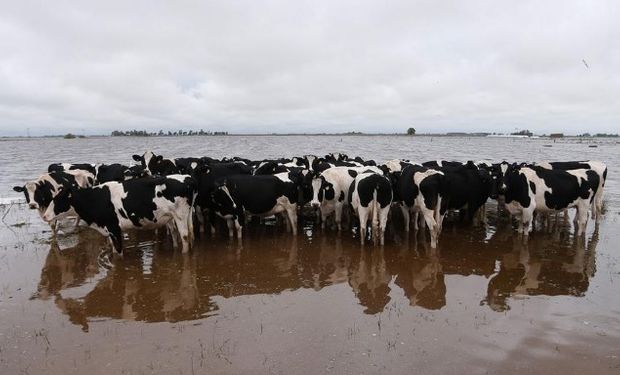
[400,205,410,232]
[188,208,195,247]
[379,207,390,246]
[514,212,524,233]
[576,203,589,236]
[334,202,344,231]
[412,210,419,230]
[595,194,603,223]
[286,206,298,236]
[358,208,369,245]
[167,221,179,249]
[422,210,439,248]
[282,212,292,232]
[108,226,123,254]
[235,218,243,239]
[320,210,328,230]
[194,207,204,235]
[173,216,191,253]
[342,206,351,230]
[49,219,57,236]
[522,209,533,236]
[226,219,235,238]
[208,209,217,235]
[418,211,426,231]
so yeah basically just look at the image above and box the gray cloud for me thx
[0,0,618,135]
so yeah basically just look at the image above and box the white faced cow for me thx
[13,170,95,234]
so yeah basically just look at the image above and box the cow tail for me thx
[372,186,379,231]
[438,173,450,215]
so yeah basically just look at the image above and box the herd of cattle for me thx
[12,151,607,254]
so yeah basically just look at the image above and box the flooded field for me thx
[1,135,619,374]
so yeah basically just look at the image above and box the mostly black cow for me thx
[95,163,148,183]
[210,173,300,238]
[132,151,180,176]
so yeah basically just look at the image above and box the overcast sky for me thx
[1,1,618,136]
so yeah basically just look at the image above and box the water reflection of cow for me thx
[484,230,598,311]
[35,231,107,300]
[36,224,598,329]
[39,234,307,331]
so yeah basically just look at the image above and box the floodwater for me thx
[1,135,619,374]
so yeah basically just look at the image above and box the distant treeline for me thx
[111,130,228,137]
[578,133,619,138]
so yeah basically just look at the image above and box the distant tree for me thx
[407,127,416,135]
[510,129,533,137]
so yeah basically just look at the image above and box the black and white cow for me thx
[132,151,180,176]
[48,163,97,175]
[209,173,300,238]
[422,160,465,169]
[383,160,446,248]
[194,162,253,233]
[348,172,393,245]
[500,165,599,236]
[325,153,349,162]
[309,166,383,230]
[13,170,95,233]
[174,157,206,175]
[42,175,196,254]
[433,162,495,226]
[303,155,320,171]
[95,163,148,183]
[534,161,607,222]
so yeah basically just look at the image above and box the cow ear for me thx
[132,154,142,162]
[13,186,24,192]
[197,164,211,174]
[347,170,358,178]
[57,186,71,198]
[156,155,163,162]
[465,161,477,169]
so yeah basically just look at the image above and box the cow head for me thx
[124,165,149,180]
[210,181,239,218]
[42,187,73,222]
[310,175,335,207]
[14,180,54,211]
[132,151,160,174]
[493,161,512,195]
[325,152,348,162]
[303,155,320,171]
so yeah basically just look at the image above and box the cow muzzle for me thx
[29,203,38,210]
[311,201,320,208]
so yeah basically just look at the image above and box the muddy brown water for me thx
[1,135,619,374]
